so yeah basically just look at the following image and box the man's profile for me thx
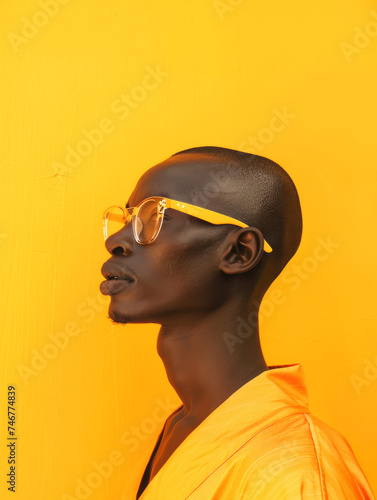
[100,147,375,499]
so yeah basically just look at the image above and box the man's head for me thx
[100,146,302,325]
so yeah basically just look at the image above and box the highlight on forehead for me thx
[129,155,231,206]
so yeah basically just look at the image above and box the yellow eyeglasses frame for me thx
[103,196,273,253]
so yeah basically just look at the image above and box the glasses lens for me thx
[103,206,127,240]
[134,199,161,243]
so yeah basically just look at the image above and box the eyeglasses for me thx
[103,196,273,253]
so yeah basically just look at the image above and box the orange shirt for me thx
[134,364,375,499]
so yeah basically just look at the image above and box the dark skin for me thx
[100,154,270,487]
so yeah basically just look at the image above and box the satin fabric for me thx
[133,364,375,499]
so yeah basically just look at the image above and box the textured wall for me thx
[1,0,376,498]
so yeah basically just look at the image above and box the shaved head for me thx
[165,146,303,292]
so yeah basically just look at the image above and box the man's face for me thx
[100,155,232,325]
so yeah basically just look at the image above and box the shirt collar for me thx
[139,363,310,499]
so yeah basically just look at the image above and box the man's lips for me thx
[101,262,135,282]
[100,278,135,296]
[101,272,135,281]
[100,261,136,296]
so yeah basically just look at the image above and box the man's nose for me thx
[104,226,134,255]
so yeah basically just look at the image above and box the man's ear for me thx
[219,227,265,275]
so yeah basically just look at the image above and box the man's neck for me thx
[156,308,268,425]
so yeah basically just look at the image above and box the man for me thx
[100,147,375,499]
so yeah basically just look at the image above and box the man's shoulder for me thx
[225,412,373,499]
[301,412,353,448]
[218,411,363,485]
[244,411,357,465]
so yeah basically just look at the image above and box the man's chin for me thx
[107,302,161,325]
[108,306,132,324]
[108,303,131,325]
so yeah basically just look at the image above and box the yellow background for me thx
[1,0,376,498]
